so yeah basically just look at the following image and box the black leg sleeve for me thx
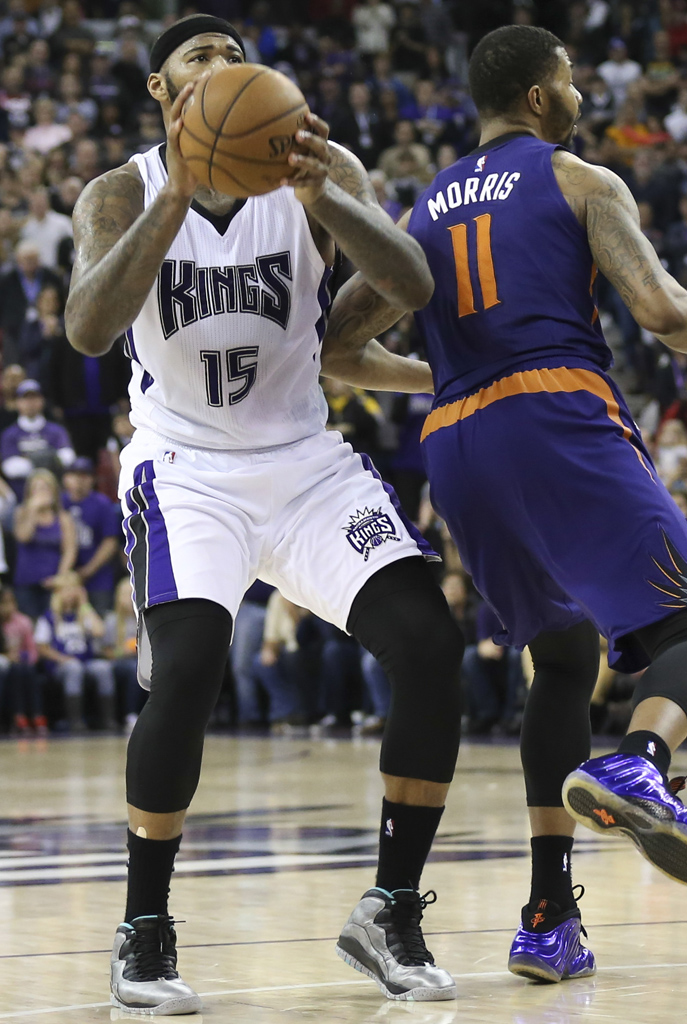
[348,557,464,784]
[126,598,233,814]
[521,620,600,807]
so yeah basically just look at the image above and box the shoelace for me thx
[572,885,589,940]
[129,920,179,981]
[390,890,437,966]
[670,776,686,797]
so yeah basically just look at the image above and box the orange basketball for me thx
[178,64,310,199]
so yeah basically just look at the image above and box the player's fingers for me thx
[295,130,331,164]
[305,112,330,139]
[170,80,199,123]
[288,153,328,176]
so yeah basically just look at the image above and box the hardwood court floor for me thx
[0,733,685,1023]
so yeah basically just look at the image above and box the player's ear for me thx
[527,83,544,118]
[148,73,168,103]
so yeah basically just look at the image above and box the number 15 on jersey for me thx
[200,347,259,407]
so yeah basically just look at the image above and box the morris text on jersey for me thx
[427,172,521,222]
[158,252,293,339]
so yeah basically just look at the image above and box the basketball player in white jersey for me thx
[66,16,463,1015]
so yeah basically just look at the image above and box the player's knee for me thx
[529,620,600,693]
[142,598,233,731]
[633,609,687,662]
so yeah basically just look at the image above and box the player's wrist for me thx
[159,181,195,208]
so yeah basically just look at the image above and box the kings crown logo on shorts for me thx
[344,507,400,561]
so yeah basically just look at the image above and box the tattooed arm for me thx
[321,211,434,392]
[290,115,434,310]
[66,83,199,355]
[552,149,687,352]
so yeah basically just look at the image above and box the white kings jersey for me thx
[126,145,333,450]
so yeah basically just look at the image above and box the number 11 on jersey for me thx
[449,214,501,318]
[200,347,259,408]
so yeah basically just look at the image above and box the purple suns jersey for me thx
[407,133,609,401]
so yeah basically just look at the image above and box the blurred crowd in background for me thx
[0,0,686,739]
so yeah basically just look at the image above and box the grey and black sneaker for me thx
[336,888,456,1001]
[110,914,202,1016]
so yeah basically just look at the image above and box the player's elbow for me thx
[392,265,435,312]
[639,299,687,339]
[64,308,114,357]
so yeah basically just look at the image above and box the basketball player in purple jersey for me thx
[66,15,464,1014]
[324,23,687,984]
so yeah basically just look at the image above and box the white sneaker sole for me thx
[110,992,202,1015]
[336,944,457,1001]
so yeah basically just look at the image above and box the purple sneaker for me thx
[563,753,687,884]
[508,896,595,983]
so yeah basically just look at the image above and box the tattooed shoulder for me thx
[327,142,378,207]
[72,163,144,278]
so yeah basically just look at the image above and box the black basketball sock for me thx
[529,835,575,912]
[618,730,671,778]
[375,799,444,893]
[124,830,182,923]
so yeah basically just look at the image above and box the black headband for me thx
[149,15,246,74]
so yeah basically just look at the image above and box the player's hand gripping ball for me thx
[178,63,311,198]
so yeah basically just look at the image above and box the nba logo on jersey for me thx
[344,507,401,561]
[474,155,488,173]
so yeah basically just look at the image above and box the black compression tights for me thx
[521,620,600,807]
[348,557,464,784]
[126,599,233,814]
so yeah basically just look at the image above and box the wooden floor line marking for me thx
[2,918,687,960]
[1,963,687,1018]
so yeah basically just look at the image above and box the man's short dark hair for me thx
[469,25,564,117]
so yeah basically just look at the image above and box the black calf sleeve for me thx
[126,598,233,813]
[521,620,600,807]
[632,611,687,717]
[348,557,463,783]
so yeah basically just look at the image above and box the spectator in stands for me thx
[643,29,680,120]
[23,38,55,97]
[333,82,383,168]
[324,379,381,461]
[352,0,395,61]
[252,592,311,732]
[0,585,44,735]
[62,457,119,616]
[0,363,24,432]
[665,84,687,142]
[663,193,687,278]
[462,602,525,736]
[400,79,455,150]
[12,467,77,619]
[0,205,21,267]
[597,37,643,109]
[55,72,97,127]
[34,572,116,732]
[390,3,429,78]
[22,97,71,154]
[102,577,142,735]
[0,64,31,131]
[378,119,433,183]
[20,187,72,269]
[229,581,273,727]
[390,389,433,521]
[1,379,74,498]
[654,417,687,484]
[0,241,61,365]
[359,649,389,735]
[71,138,102,182]
[45,332,130,459]
[49,0,94,66]
[17,283,63,382]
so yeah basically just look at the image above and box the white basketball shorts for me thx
[119,427,436,633]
